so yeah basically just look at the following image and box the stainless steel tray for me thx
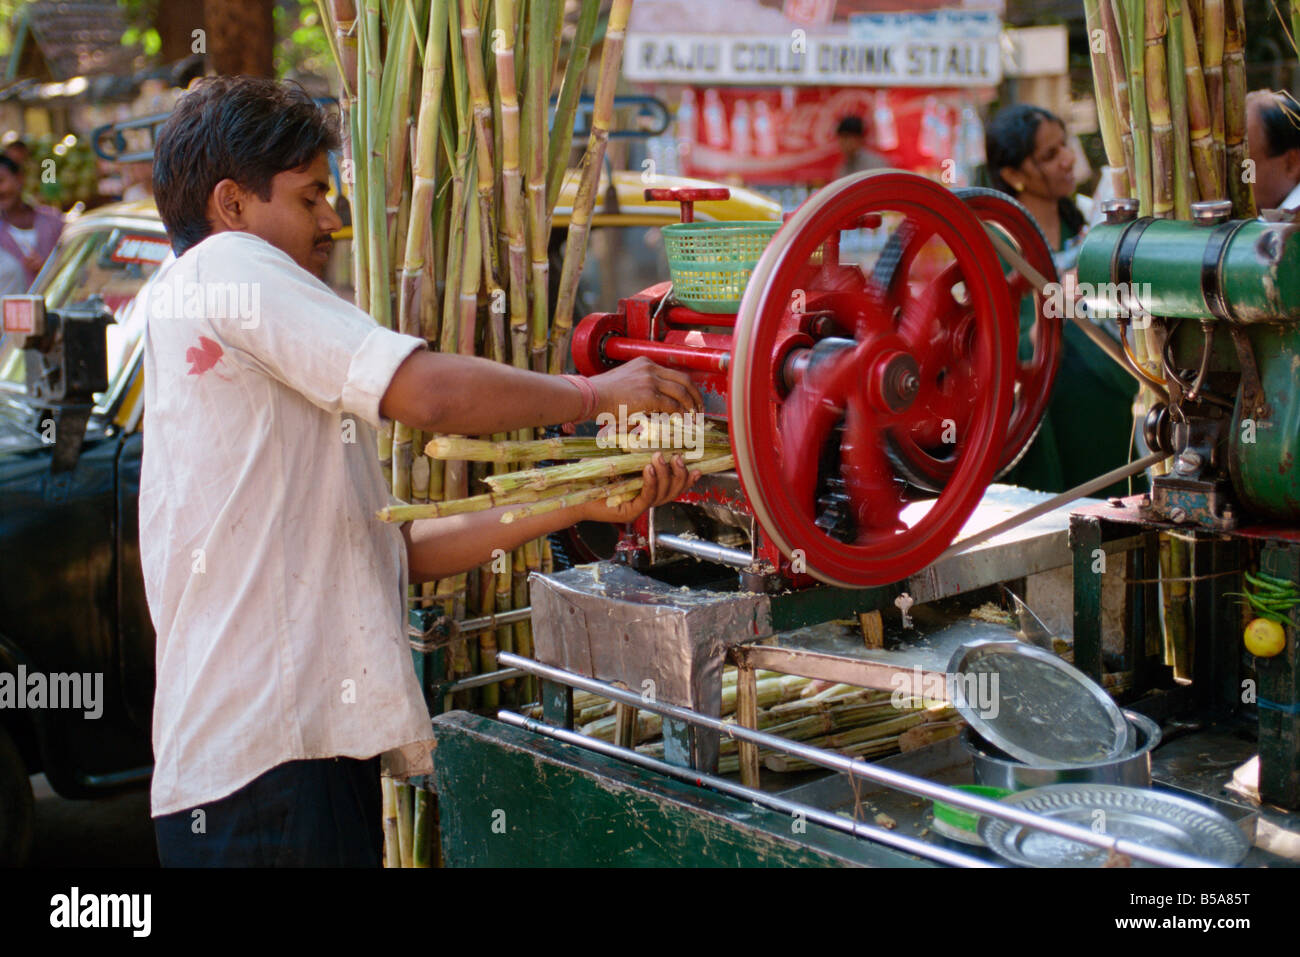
[978,783,1251,868]
[947,639,1129,767]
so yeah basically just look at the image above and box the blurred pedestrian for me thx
[985,103,1138,497]
[2,133,30,169]
[836,115,889,176]
[0,154,62,295]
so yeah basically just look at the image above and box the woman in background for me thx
[0,154,61,296]
[985,103,1138,496]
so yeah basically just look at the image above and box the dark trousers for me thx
[154,756,383,867]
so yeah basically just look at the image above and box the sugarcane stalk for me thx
[497,454,736,523]
[1102,0,1136,194]
[411,786,434,867]
[377,476,604,521]
[1146,0,1174,218]
[380,7,417,221]
[510,546,531,701]
[1294,0,1300,57]
[1202,0,1226,189]
[399,0,450,343]
[545,0,601,208]
[1165,0,1193,217]
[492,0,530,370]
[1222,0,1254,217]
[1125,0,1155,216]
[1085,0,1131,198]
[524,0,557,372]
[486,449,716,493]
[1177,0,1222,201]
[462,0,500,289]
[549,0,632,374]
[381,774,401,867]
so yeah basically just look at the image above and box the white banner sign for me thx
[623,32,1001,87]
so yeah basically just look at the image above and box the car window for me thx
[0,226,170,406]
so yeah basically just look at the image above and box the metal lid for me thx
[946,640,1130,768]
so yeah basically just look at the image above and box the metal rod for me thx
[656,533,754,568]
[457,606,532,635]
[445,667,524,693]
[980,222,1168,401]
[604,337,730,373]
[497,710,994,869]
[498,652,1218,868]
[938,451,1171,560]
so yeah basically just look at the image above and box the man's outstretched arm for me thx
[379,353,703,435]
[402,453,698,582]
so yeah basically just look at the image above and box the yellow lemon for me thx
[1244,618,1287,658]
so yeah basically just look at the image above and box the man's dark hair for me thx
[837,115,864,137]
[1252,91,1300,158]
[154,76,341,255]
[0,155,19,177]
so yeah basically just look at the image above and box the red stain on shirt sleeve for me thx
[186,336,224,376]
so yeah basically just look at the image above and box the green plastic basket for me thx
[662,220,781,313]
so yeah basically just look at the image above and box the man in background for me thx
[836,116,889,176]
[1246,89,1300,212]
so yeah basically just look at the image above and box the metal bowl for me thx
[965,710,1162,791]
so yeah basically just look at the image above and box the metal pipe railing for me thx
[497,652,1223,868]
[498,710,994,868]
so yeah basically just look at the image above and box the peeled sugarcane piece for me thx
[1222,0,1254,217]
[763,737,902,774]
[424,434,616,462]
[1146,0,1175,218]
[376,477,604,521]
[899,719,965,752]
[1176,0,1222,201]
[487,447,722,494]
[497,454,736,523]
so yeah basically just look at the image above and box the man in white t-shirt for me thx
[143,77,702,866]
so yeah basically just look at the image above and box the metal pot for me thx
[965,710,1162,790]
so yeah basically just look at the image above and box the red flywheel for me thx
[729,171,1017,588]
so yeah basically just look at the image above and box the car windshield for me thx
[0,225,170,406]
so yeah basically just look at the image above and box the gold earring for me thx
[1012,181,1025,193]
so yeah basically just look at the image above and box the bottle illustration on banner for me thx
[702,88,727,148]
[753,100,778,157]
[676,88,696,169]
[873,90,899,152]
[731,100,752,157]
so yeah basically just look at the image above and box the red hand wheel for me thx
[876,187,1061,491]
[729,171,1017,588]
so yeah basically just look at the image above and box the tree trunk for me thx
[202,0,275,76]
[157,0,207,64]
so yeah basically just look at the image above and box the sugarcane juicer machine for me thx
[570,171,1062,590]
[1068,197,1300,808]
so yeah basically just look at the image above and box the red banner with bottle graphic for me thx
[678,85,990,186]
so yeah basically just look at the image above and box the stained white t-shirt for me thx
[139,230,434,816]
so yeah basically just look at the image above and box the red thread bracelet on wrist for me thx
[560,374,598,429]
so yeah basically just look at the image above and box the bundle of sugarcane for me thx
[376,422,734,523]
[315,0,632,867]
[1082,0,1253,484]
[552,666,961,776]
[1086,0,1252,221]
